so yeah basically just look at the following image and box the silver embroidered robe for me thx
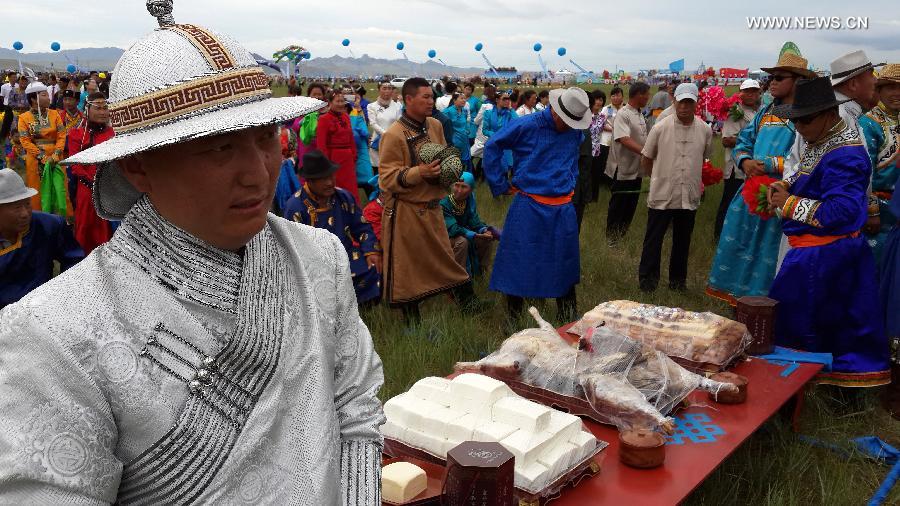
[0,197,385,505]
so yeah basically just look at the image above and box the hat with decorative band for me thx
[61,0,325,220]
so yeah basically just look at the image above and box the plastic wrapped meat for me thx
[457,308,737,433]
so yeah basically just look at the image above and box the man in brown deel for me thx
[379,77,479,326]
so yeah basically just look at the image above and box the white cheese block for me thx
[538,441,577,481]
[409,377,452,407]
[499,429,555,467]
[570,430,598,464]
[383,393,424,430]
[473,422,519,442]
[445,413,478,442]
[544,410,583,444]
[382,461,427,504]
[380,420,408,442]
[419,405,463,437]
[449,373,513,413]
[405,428,446,457]
[492,396,551,433]
[514,461,550,492]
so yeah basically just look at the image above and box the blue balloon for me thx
[396,41,404,50]
[13,41,23,51]
[557,47,566,56]
[342,38,350,47]
[428,49,437,58]
[533,43,542,52]
[303,51,311,60]
[66,64,77,73]
[51,42,61,52]
[474,42,483,52]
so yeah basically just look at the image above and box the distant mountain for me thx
[1,47,485,78]
[275,54,484,78]
[0,47,124,72]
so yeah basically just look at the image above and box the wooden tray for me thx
[381,456,444,506]
[383,436,607,505]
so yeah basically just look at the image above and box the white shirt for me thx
[516,105,535,117]
[366,99,402,138]
[435,95,452,111]
[535,102,546,112]
[1,83,12,106]
[599,104,620,146]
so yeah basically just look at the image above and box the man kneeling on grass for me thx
[638,83,712,292]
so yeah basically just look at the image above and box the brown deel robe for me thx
[379,115,470,305]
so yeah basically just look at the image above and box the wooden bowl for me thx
[619,429,666,469]
[708,372,748,404]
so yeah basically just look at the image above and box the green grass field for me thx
[277,84,900,505]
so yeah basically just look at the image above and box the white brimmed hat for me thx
[548,87,592,129]
[673,83,699,102]
[739,79,761,90]
[24,81,48,95]
[61,0,324,220]
[0,168,38,204]
[830,50,885,87]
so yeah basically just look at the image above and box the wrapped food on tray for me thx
[454,308,737,434]
[380,372,606,495]
[569,300,752,371]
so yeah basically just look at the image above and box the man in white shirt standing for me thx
[366,81,402,171]
[1,72,17,106]
[638,83,712,291]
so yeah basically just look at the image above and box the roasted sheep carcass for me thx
[456,308,737,434]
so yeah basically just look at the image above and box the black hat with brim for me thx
[772,77,851,120]
[299,149,340,179]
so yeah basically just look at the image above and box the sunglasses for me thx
[770,75,795,82]
[793,114,817,125]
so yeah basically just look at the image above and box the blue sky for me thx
[5,0,899,72]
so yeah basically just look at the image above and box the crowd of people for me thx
[2,43,899,387]
[0,0,897,499]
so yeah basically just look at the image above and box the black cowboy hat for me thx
[772,77,851,120]
[299,149,340,179]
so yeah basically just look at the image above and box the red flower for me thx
[742,175,780,219]
[702,160,724,186]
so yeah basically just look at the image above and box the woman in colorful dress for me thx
[442,93,474,170]
[17,82,67,214]
[706,50,813,305]
[316,90,359,202]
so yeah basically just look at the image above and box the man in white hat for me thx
[483,87,589,324]
[0,2,385,504]
[778,49,885,269]
[0,168,83,309]
[638,83,712,292]
[715,79,761,238]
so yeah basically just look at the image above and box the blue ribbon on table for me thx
[755,346,833,377]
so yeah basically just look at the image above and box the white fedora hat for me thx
[61,0,324,220]
[0,168,38,204]
[548,87,592,129]
[830,50,885,87]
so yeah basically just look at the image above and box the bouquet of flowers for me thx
[701,160,724,186]
[741,175,779,219]
[726,94,745,122]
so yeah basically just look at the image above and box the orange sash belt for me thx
[510,185,574,206]
[788,231,860,248]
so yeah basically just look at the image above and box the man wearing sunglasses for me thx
[777,50,886,268]
[707,46,813,306]
[767,76,888,388]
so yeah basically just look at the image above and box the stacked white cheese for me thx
[382,374,598,492]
